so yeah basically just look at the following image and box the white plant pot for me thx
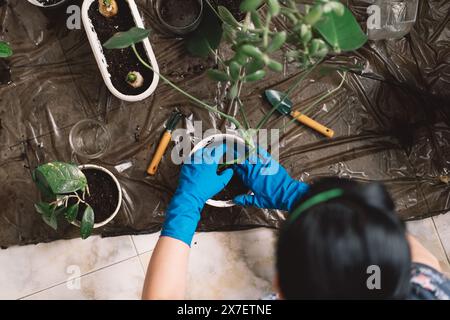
[189,134,247,208]
[27,0,67,8]
[71,164,123,229]
[81,0,159,102]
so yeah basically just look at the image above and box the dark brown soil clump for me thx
[73,169,119,224]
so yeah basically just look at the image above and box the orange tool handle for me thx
[290,111,334,138]
[147,131,172,175]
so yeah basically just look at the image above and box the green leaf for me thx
[243,70,266,82]
[267,59,283,72]
[0,41,13,58]
[240,44,263,60]
[300,24,312,44]
[314,5,367,52]
[80,205,95,240]
[240,0,263,12]
[186,5,223,58]
[32,170,56,201]
[65,203,79,223]
[229,61,241,81]
[103,27,151,49]
[207,69,230,82]
[267,0,280,16]
[217,6,240,27]
[34,162,87,194]
[235,31,260,46]
[35,202,58,230]
[267,31,287,53]
[304,5,323,26]
[245,58,265,74]
[232,51,248,65]
[309,39,329,58]
[186,36,211,58]
[229,83,239,99]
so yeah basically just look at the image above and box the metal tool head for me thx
[264,89,293,116]
[165,111,184,131]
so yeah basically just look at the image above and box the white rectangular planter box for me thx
[82,0,159,102]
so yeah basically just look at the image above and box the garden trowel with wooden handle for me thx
[264,89,334,138]
[147,111,184,175]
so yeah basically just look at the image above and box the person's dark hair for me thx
[277,177,411,299]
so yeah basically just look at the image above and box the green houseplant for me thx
[33,162,123,239]
[33,162,95,239]
[102,0,366,145]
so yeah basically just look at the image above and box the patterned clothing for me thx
[262,263,450,300]
[409,263,450,300]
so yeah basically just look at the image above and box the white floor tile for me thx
[432,212,450,265]
[24,257,144,300]
[132,232,160,254]
[0,235,136,299]
[139,229,276,300]
[407,218,450,274]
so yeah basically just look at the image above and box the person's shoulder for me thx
[409,262,450,300]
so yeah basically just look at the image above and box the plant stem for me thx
[238,98,250,130]
[205,0,222,20]
[243,12,251,32]
[232,67,250,130]
[131,45,242,130]
[279,71,347,131]
[72,192,87,204]
[208,46,226,68]
[263,13,272,48]
[302,71,346,115]
[51,194,86,207]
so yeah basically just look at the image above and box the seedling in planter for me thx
[99,0,118,18]
[33,162,95,239]
[0,41,13,58]
[103,0,367,146]
[126,71,144,88]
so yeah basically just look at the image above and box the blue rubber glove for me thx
[233,148,309,211]
[161,145,233,246]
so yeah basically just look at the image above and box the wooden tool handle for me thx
[290,111,334,138]
[147,131,172,175]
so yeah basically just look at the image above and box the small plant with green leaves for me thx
[103,0,367,145]
[33,162,95,239]
[0,41,13,58]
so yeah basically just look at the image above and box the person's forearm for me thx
[407,234,442,271]
[142,236,190,300]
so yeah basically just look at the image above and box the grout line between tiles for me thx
[137,250,155,274]
[432,217,450,266]
[129,235,140,257]
[17,254,140,300]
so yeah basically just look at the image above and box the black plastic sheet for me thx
[0,0,449,248]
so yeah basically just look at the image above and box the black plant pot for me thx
[155,0,204,35]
